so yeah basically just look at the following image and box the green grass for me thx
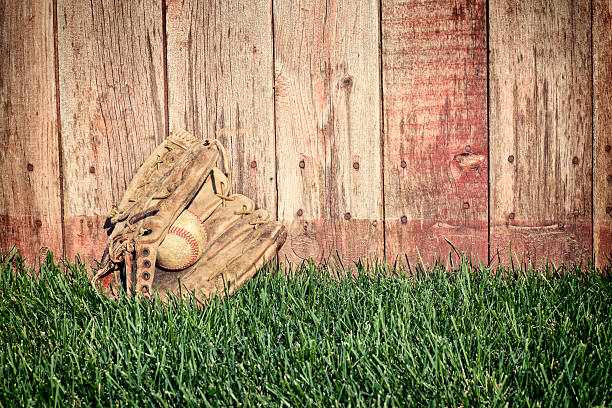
[0,248,610,407]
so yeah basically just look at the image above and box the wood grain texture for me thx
[489,0,592,265]
[594,0,612,268]
[0,0,63,263]
[165,0,276,211]
[274,0,383,264]
[381,0,488,264]
[57,0,165,262]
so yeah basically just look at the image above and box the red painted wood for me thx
[382,0,488,265]
[489,0,592,266]
[0,0,63,264]
[594,0,612,268]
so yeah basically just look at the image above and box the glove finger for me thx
[215,223,287,296]
[184,167,229,221]
[202,208,272,262]
[179,220,287,300]
[111,129,199,223]
[199,194,255,245]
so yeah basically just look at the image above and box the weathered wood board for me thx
[57,0,166,262]
[165,0,276,211]
[381,0,488,265]
[274,0,384,264]
[594,0,612,268]
[489,0,592,265]
[0,0,64,263]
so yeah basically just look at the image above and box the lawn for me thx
[0,248,610,407]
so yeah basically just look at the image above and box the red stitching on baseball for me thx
[187,209,208,242]
[165,226,199,270]
[187,209,206,227]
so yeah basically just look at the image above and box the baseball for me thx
[156,210,207,270]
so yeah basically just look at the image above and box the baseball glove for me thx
[92,129,287,302]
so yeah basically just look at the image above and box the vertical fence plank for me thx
[166,0,276,211]
[489,0,592,265]
[594,0,612,267]
[57,0,166,262]
[382,0,488,265]
[0,0,63,262]
[274,0,383,264]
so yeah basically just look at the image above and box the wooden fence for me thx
[1,0,610,267]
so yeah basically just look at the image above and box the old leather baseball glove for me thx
[92,129,287,302]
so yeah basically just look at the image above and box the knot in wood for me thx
[341,75,353,88]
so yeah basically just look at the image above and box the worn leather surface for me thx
[93,129,287,302]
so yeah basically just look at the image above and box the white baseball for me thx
[156,210,207,270]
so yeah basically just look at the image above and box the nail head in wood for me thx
[141,285,149,294]
[606,144,612,153]
[27,163,34,172]
[465,145,471,152]
[509,212,515,220]
[299,160,305,169]
[353,161,359,170]
[401,160,407,168]
[89,166,96,174]
[607,174,612,183]
[142,248,150,257]
[341,76,353,87]
[297,209,303,216]
[143,272,150,281]
[401,215,407,224]
[35,219,42,228]
[143,260,151,268]
[508,155,514,163]
[463,202,470,209]
[250,160,257,168]
[344,212,351,220]
[606,206,612,214]
[572,156,579,165]
[558,222,564,229]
